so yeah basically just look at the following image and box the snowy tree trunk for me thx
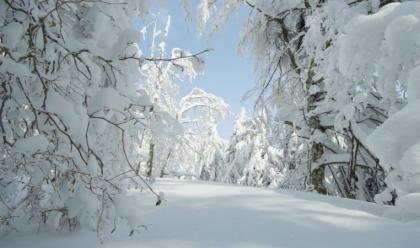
[147,142,155,178]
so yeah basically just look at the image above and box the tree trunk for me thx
[147,142,155,178]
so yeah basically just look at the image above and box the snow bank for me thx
[1,179,419,248]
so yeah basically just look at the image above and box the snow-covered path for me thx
[1,179,419,248]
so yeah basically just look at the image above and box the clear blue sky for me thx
[138,2,256,139]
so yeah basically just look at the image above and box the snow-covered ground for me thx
[1,179,419,248]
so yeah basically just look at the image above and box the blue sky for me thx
[138,2,256,139]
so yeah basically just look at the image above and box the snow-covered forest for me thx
[1,0,420,247]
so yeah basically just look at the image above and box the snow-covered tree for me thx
[198,0,401,201]
[132,12,229,181]
[138,14,211,179]
[334,1,420,218]
[223,109,282,187]
[163,88,228,180]
[223,110,250,184]
[0,0,188,235]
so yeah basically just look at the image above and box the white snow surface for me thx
[1,179,419,248]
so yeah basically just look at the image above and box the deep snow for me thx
[1,179,419,248]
